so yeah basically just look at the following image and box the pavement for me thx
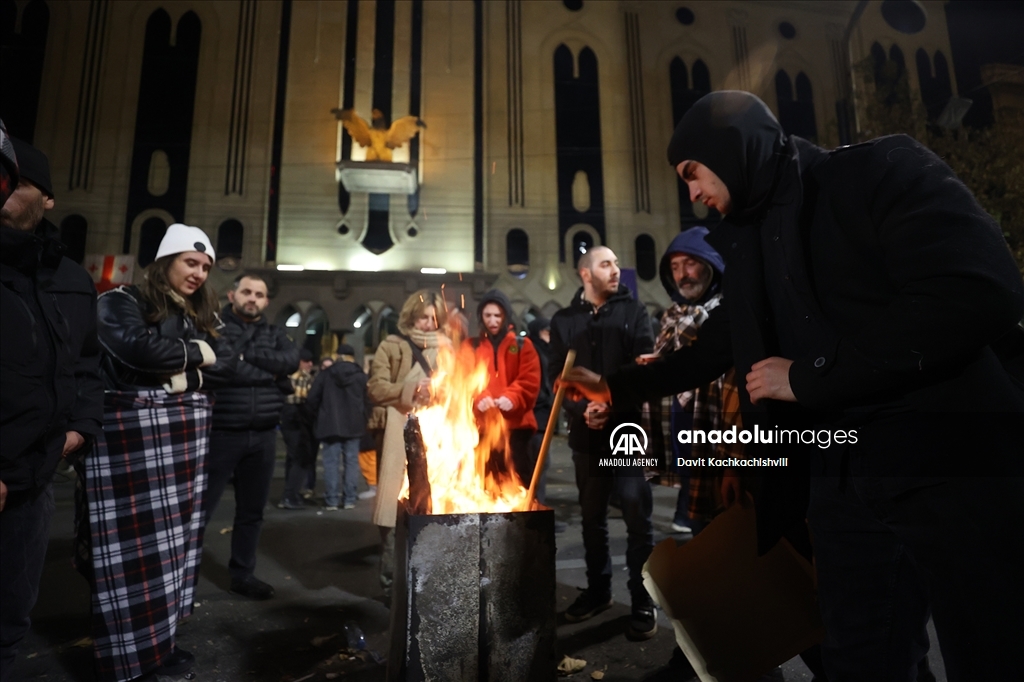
[13,434,946,682]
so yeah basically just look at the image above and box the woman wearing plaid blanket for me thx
[82,224,236,682]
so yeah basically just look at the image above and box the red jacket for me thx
[464,330,541,431]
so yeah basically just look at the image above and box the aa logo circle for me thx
[609,422,648,456]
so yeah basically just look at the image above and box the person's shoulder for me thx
[52,257,97,293]
[99,284,140,303]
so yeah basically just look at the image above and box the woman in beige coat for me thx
[367,290,449,595]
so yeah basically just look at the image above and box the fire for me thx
[399,342,530,514]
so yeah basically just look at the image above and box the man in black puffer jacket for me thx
[205,272,298,600]
[1,137,102,678]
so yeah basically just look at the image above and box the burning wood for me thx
[403,415,432,515]
[388,338,557,681]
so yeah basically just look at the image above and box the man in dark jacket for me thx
[550,246,657,641]
[570,91,1024,680]
[307,344,369,510]
[527,316,554,505]
[205,272,299,600]
[278,348,316,509]
[0,139,102,677]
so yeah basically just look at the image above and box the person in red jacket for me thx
[466,289,541,488]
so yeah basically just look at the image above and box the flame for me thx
[399,341,530,514]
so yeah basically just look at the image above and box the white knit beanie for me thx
[155,223,216,262]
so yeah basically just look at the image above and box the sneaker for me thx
[324,505,340,511]
[300,489,314,500]
[670,521,693,534]
[358,486,377,500]
[627,594,658,640]
[230,576,275,600]
[277,498,304,510]
[343,502,356,510]
[564,588,613,623]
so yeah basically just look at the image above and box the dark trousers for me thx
[205,429,277,582]
[528,408,552,503]
[0,484,54,681]
[508,428,536,491]
[808,476,1024,682]
[281,411,316,504]
[572,451,653,600]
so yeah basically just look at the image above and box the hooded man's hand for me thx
[559,367,611,403]
[746,357,796,404]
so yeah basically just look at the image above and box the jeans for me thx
[808,475,1024,681]
[322,437,362,507]
[0,484,54,681]
[205,429,277,582]
[572,450,654,600]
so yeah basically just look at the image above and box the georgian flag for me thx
[84,254,135,293]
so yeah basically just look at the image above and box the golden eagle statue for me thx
[331,108,425,162]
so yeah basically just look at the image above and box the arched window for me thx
[635,234,657,281]
[137,217,167,267]
[871,42,910,110]
[217,219,244,260]
[60,214,88,265]
[670,57,714,229]
[776,70,818,142]
[571,230,594,269]
[506,229,529,278]
[554,44,606,263]
[917,48,953,121]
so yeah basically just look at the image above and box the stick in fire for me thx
[404,415,433,515]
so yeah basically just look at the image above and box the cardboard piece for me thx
[642,503,825,682]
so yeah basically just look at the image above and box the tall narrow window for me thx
[506,229,529,279]
[670,57,714,229]
[571,230,594,269]
[917,48,952,121]
[60,214,88,265]
[137,217,167,267]
[776,70,818,141]
[217,219,244,259]
[554,45,606,263]
[635,234,656,281]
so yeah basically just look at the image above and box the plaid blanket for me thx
[83,389,210,682]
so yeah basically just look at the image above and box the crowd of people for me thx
[2,85,1022,682]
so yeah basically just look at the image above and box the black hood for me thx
[329,359,363,388]
[477,288,514,334]
[1,218,64,273]
[659,227,726,305]
[666,91,786,222]
[527,316,550,348]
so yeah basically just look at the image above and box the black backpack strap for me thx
[398,333,432,377]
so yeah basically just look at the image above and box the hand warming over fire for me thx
[476,396,495,412]
[495,396,514,412]
[560,366,612,404]
[413,377,432,406]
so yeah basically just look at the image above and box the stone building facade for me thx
[3,0,960,356]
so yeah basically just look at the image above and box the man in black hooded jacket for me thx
[0,138,102,677]
[566,91,1023,680]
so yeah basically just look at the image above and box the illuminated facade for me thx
[3,0,961,354]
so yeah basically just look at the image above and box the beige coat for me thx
[368,331,445,527]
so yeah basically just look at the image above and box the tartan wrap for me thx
[85,389,210,682]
